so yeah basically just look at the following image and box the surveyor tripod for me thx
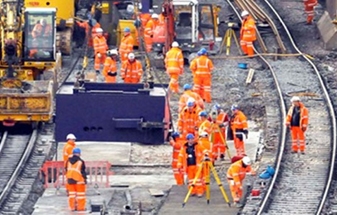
[182,156,231,207]
[220,23,242,55]
[210,122,232,160]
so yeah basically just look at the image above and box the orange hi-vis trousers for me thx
[240,40,254,57]
[94,54,106,71]
[193,75,211,103]
[228,179,242,202]
[186,165,204,195]
[168,73,179,93]
[305,6,315,24]
[233,134,246,156]
[290,126,306,152]
[172,162,184,185]
[213,131,226,158]
[68,183,86,211]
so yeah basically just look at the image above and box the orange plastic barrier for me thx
[40,161,112,189]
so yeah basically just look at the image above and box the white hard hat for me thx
[241,10,249,17]
[96,28,103,33]
[107,49,118,55]
[172,41,179,47]
[200,131,208,137]
[126,4,135,14]
[242,156,251,165]
[186,97,195,106]
[128,52,135,60]
[151,13,159,19]
[66,133,76,140]
[290,96,300,102]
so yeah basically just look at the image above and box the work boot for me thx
[220,154,225,161]
[291,150,297,154]
[96,70,100,74]
[301,151,305,155]
[197,194,203,198]
[235,203,243,208]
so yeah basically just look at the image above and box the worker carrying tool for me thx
[240,10,256,57]
[169,132,185,185]
[177,133,205,197]
[93,28,108,74]
[285,96,309,154]
[198,111,212,136]
[227,156,256,207]
[304,0,318,24]
[66,148,87,211]
[119,27,135,62]
[178,98,203,138]
[229,104,248,156]
[179,84,205,112]
[209,104,230,161]
[63,133,77,194]
[120,53,143,83]
[144,13,159,52]
[103,49,118,83]
[190,48,214,103]
[165,41,184,94]
[76,18,101,48]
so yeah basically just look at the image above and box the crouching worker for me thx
[66,148,87,211]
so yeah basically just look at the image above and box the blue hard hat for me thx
[73,148,81,154]
[172,132,180,137]
[186,133,194,140]
[231,104,239,111]
[187,100,195,107]
[124,27,131,33]
[199,111,208,117]
[183,84,192,90]
[213,103,221,110]
[197,48,207,56]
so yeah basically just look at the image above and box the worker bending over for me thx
[286,96,309,154]
[230,104,248,156]
[121,53,143,83]
[190,48,214,103]
[304,0,317,24]
[66,148,87,211]
[240,11,256,57]
[179,84,205,112]
[178,98,202,138]
[169,132,185,185]
[119,27,134,62]
[63,133,77,194]
[227,156,256,207]
[93,28,108,74]
[103,49,118,83]
[165,41,184,94]
[144,13,159,52]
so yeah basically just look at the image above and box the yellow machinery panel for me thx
[117,20,139,47]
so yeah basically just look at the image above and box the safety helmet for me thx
[197,48,207,56]
[290,96,300,102]
[66,133,76,140]
[96,28,103,33]
[128,53,135,60]
[124,27,131,33]
[187,98,195,107]
[73,148,81,154]
[213,103,221,110]
[242,156,251,165]
[172,132,180,137]
[241,10,249,17]
[172,41,179,47]
[231,104,239,111]
[183,84,192,90]
[107,49,118,56]
[186,133,194,140]
[151,13,159,19]
[199,111,208,117]
[200,131,208,137]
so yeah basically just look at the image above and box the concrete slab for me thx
[110,175,175,190]
[56,141,131,165]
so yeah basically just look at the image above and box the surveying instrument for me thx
[182,154,231,207]
[220,22,242,55]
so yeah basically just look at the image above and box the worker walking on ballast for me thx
[169,132,185,185]
[230,105,248,156]
[63,133,77,194]
[121,53,143,83]
[285,96,309,154]
[304,0,317,25]
[93,28,108,74]
[165,41,184,94]
[240,11,256,57]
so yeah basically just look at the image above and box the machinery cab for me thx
[23,8,57,63]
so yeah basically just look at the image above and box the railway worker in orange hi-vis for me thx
[285,96,309,154]
[178,98,203,138]
[165,41,184,94]
[178,84,205,113]
[93,28,108,74]
[32,18,52,39]
[198,111,212,136]
[144,13,159,52]
[120,53,143,83]
[198,131,214,162]
[240,10,256,57]
[177,133,205,197]
[63,133,77,194]
[304,0,318,24]
[190,48,214,103]
[66,148,87,212]
[230,104,248,156]
[169,132,185,185]
[76,18,101,47]
[227,156,256,207]
[119,27,134,63]
[103,49,118,83]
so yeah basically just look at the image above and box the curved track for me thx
[227,0,336,214]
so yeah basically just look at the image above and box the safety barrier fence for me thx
[39,161,112,189]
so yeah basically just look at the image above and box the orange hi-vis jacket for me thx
[63,141,76,164]
[152,23,166,43]
[198,119,212,136]
[66,160,86,183]
[304,0,317,7]
[121,60,143,83]
[227,160,252,187]
[103,56,117,81]
[211,110,229,131]
[177,142,204,173]
[165,47,184,75]
[240,15,256,42]
[32,23,52,38]
[93,36,108,54]
[119,34,134,59]
[170,136,185,165]
[231,110,248,132]
[144,19,158,38]
[140,13,151,27]
[178,105,202,134]
[286,102,309,128]
[190,55,214,77]
[198,137,214,158]
[178,90,205,113]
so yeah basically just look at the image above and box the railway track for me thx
[227,0,336,214]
